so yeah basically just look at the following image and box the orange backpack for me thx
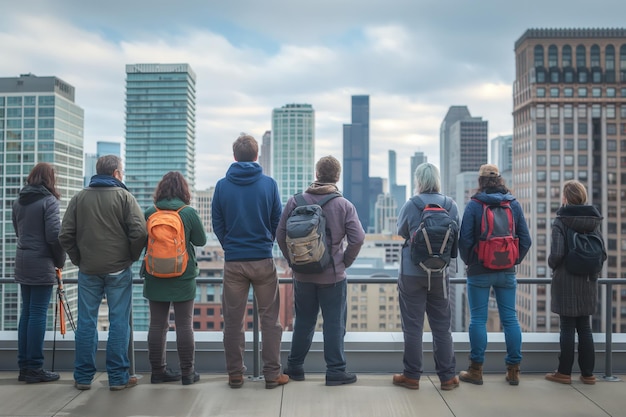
[144,206,188,278]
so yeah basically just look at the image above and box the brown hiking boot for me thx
[545,371,571,384]
[506,363,520,386]
[392,374,419,390]
[459,361,483,385]
[580,375,596,385]
[440,376,460,391]
[265,373,289,389]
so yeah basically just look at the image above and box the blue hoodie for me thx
[459,189,532,276]
[212,162,282,261]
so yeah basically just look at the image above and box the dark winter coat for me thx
[459,188,532,276]
[142,198,207,302]
[12,184,66,285]
[548,204,602,317]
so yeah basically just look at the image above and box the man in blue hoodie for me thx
[212,134,288,390]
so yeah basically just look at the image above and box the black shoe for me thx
[18,369,25,382]
[151,368,182,383]
[284,367,305,381]
[182,371,200,386]
[325,371,357,386]
[23,368,60,384]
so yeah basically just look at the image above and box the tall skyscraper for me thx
[84,141,122,186]
[410,151,428,196]
[259,130,272,175]
[513,28,626,333]
[491,134,513,187]
[271,104,315,205]
[124,63,197,330]
[124,63,196,210]
[388,150,407,215]
[343,95,370,231]
[440,106,488,197]
[0,73,84,329]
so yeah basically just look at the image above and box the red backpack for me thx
[144,206,188,278]
[472,199,519,270]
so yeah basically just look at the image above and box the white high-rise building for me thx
[271,104,315,204]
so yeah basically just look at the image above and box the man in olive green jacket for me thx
[60,155,146,391]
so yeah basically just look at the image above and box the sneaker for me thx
[284,367,305,381]
[580,375,596,385]
[181,371,200,386]
[325,371,357,386]
[545,371,572,384]
[392,374,419,390]
[109,376,138,391]
[18,369,25,382]
[265,374,289,389]
[228,374,244,389]
[151,368,182,384]
[74,381,92,390]
[23,368,60,384]
[441,376,460,391]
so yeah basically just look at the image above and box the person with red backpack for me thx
[142,172,206,386]
[458,164,531,386]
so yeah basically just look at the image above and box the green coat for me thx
[142,198,207,302]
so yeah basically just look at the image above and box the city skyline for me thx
[3,2,626,189]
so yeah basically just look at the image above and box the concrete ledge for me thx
[1,331,625,375]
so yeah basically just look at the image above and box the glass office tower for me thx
[124,63,197,329]
[0,73,84,330]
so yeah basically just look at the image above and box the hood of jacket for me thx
[226,162,263,186]
[471,188,515,205]
[154,197,186,211]
[18,184,51,205]
[556,204,602,233]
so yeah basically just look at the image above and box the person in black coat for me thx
[12,163,66,383]
[546,180,602,385]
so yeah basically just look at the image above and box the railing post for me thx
[603,282,620,381]
[252,293,261,380]
[129,303,137,378]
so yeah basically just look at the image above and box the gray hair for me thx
[414,163,441,194]
[96,155,122,176]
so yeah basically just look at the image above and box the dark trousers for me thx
[18,284,53,370]
[148,299,196,377]
[557,315,595,377]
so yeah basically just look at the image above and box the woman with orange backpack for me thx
[142,171,206,386]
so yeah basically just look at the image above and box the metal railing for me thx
[1,276,624,381]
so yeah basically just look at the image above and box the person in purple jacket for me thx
[212,134,288,390]
[277,155,365,386]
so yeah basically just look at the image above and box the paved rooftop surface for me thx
[0,371,624,417]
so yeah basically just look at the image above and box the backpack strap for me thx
[412,195,452,212]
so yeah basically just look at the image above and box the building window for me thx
[536,139,546,150]
[579,171,588,181]
[550,87,559,97]
[607,87,616,97]
[537,123,546,134]
[550,105,559,118]
[536,105,545,118]
[550,123,560,134]
[550,139,560,150]
[563,104,573,118]
[537,171,546,181]
[550,155,560,166]
[607,105,616,119]
[608,157,617,168]
[608,124,617,135]
[578,87,587,97]
[564,155,574,166]
[578,123,588,135]
[564,122,574,134]
[564,87,574,97]
[564,139,574,150]
[550,171,560,181]
[534,45,545,67]
[621,105,626,118]
[592,87,602,97]
[537,155,546,166]
[578,155,588,166]
[537,202,546,214]
[537,88,546,97]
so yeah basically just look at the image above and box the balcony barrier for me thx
[0,276,624,381]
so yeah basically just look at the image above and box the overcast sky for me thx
[2,1,625,190]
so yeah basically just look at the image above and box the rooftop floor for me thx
[1,371,624,417]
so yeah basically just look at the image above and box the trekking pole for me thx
[52,286,59,372]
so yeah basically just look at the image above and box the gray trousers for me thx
[398,273,456,382]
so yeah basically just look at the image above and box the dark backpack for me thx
[410,196,458,276]
[285,193,341,274]
[564,227,606,279]
[473,198,520,270]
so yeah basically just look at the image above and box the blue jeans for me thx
[288,279,347,377]
[467,272,522,365]
[74,268,133,386]
[398,274,456,382]
[18,284,53,370]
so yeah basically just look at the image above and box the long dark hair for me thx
[27,162,60,199]
[154,171,191,204]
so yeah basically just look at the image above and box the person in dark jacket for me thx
[392,163,459,391]
[545,180,602,385]
[60,155,147,391]
[143,171,207,386]
[212,134,288,389]
[458,164,531,386]
[12,163,66,383]
[277,155,365,386]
